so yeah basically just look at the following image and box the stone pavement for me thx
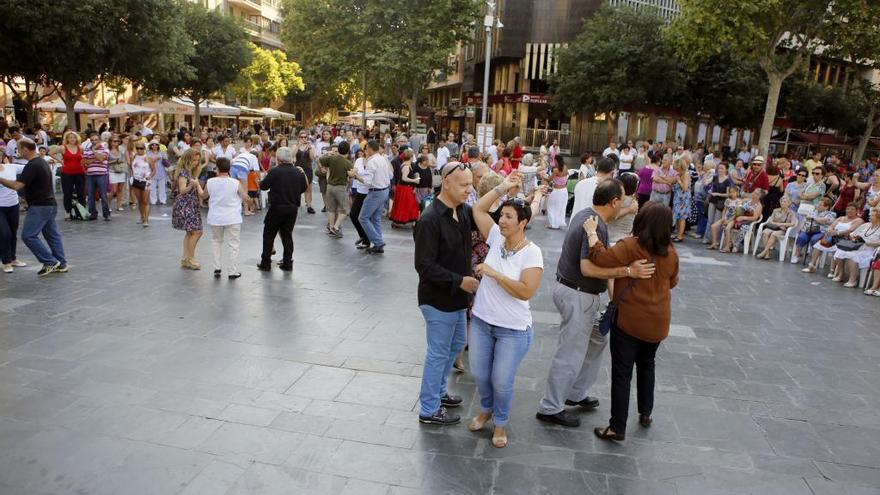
[1,197,879,495]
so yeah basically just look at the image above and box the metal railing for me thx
[522,128,572,153]
[243,19,262,34]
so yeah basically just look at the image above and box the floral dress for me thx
[672,180,692,221]
[172,169,202,232]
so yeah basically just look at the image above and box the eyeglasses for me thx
[812,171,822,175]
[797,174,808,178]
[440,162,471,178]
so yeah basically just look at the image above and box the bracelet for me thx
[625,266,631,277]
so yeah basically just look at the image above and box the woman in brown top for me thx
[582,202,679,441]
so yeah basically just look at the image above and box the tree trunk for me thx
[407,87,418,132]
[852,103,879,167]
[64,93,78,132]
[757,72,784,157]
[192,95,202,133]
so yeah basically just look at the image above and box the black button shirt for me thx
[260,163,308,208]
[414,198,474,312]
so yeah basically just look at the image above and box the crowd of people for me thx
[2,117,878,450]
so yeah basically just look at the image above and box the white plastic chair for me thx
[741,222,760,256]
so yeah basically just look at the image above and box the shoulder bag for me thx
[597,255,654,336]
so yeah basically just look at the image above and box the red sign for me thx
[463,93,549,105]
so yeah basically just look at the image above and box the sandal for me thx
[593,426,625,442]
[707,244,718,250]
[801,265,816,273]
[639,414,652,427]
[719,248,730,253]
[492,429,508,448]
[468,413,492,432]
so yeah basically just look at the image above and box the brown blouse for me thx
[589,237,679,343]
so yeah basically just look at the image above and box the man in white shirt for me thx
[436,137,450,169]
[487,139,500,164]
[736,147,751,165]
[617,144,635,172]
[213,134,238,162]
[5,127,26,165]
[602,140,618,158]
[348,140,392,254]
[572,157,615,216]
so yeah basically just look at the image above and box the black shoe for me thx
[325,225,334,235]
[279,263,293,271]
[228,272,242,280]
[53,264,68,274]
[214,269,222,278]
[321,206,327,213]
[356,239,369,249]
[104,216,111,221]
[307,207,316,214]
[86,217,97,221]
[331,227,343,238]
[366,245,385,254]
[565,396,600,409]
[256,263,272,272]
[440,394,462,408]
[536,411,581,427]
[38,262,61,277]
[419,407,461,425]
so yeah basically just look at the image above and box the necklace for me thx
[500,237,529,260]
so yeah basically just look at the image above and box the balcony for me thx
[242,19,262,36]
[229,0,261,13]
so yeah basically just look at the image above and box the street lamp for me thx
[480,1,503,126]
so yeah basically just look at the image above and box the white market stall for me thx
[151,97,241,130]
[37,99,109,131]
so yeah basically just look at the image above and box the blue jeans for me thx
[21,205,66,266]
[469,316,533,426]
[86,174,110,219]
[359,188,388,247]
[796,231,823,248]
[418,305,467,417]
[694,199,708,237]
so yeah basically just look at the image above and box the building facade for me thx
[201,0,284,49]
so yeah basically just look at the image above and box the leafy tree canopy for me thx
[231,45,304,105]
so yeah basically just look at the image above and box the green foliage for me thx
[781,81,863,134]
[0,0,192,129]
[231,45,304,104]
[549,6,681,118]
[282,0,478,124]
[145,1,251,102]
[680,54,768,130]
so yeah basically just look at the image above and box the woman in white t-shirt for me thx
[199,157,249,279]
[0,161,27,273]
[468,171,544,448]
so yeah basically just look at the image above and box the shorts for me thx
[300,163,314,183]
[325,184,349,214]
[109,172,127,184]
[131,179,147,190]
[248,191,259,199]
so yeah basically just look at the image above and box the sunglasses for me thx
[441,162,471,178]
[812,171,822,175]
[797,174,808,177]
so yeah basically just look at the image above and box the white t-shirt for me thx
[602,146,618,158]
[352,157,369,194]
[436,146,450,168]
[618,149,635,170]
[206,177,243,226]
[0,165,19,207]
[213,144,237,161]
[487,145,499,164]
[472,225,544,331]
[177,141,190,153]
[572,176,600,216]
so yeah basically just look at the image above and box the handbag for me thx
[597,256,653,336]
[835,239,864,251]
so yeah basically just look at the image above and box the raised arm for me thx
[474,172,520,240]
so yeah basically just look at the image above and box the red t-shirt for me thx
[61,146,84,175]
[743,170,769,193]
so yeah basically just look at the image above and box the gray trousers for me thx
[538,282,607,415]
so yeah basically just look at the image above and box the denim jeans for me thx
[469,316,533,426]
[86,174,110,219]
[418,305,467,417]
[21,205,66,266]
[694,199,707,237]
[0,204,20,264]
[359,188,388,247]
[796,231,823,248]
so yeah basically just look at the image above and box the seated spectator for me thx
[720,190,763,253]
[791,197,836,264]
[756,196,797,259]
[831,207,880,288]
[707,186,741,250]
[802,204,865,274]
[863,252,880,297]
[785,168,808,209]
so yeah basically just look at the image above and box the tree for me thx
[824,0,880,165]
[550,6,683,135]
[283,0,477,129]
[0,0,192,130]
[144,1,252,132]
[669,0,850,156]
[782,81,862,135]
[231,45,304,106]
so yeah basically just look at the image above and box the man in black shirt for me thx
[0,138,67,276]
[257,147,309,272]
[413,161,478,425]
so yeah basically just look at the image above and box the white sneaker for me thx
[832,276,843,283]
[863,289,877,296]
[790,256,800,264]
[827,273,835,279]
[10,260,26,267]
[2,264,12,273]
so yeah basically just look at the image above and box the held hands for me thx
[628,259,656,279]
[499,171,523,195]
[460,276,480,294]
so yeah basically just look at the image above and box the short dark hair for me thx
[337,140,350,155]
[619,172,639,196]
[501,198,532,223]
[553,154,566,172]
[19,137,36,152]
[216,157,231,173]
[632,202,672,256]
[596,157,615,174]
[366,140,381,152]
[468,146,480,158]
[9,126,20,134]
[593,178,623,206]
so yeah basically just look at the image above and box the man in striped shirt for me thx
[83,133,111,221]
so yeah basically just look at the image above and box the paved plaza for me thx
[1,198,879,495]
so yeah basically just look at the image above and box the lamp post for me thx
[480,1,502,126]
